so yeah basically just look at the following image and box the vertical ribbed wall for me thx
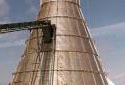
[38,0,108,85]
[10,0,108,85]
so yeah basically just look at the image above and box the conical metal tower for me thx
[10,0,108,85]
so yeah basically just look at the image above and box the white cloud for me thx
[113,72,125,80]
[90,22,125,55]
[89,22,125,56]
[0,0,8,17]
[90,22,125,57]
[110,72,125,85]
[107,77,115,85]
[0,39,25,48]
[0,0,10,24]
[25,0,38,14]
[0,31,28,48]
[89,22,125,85]
[90,22,125,37]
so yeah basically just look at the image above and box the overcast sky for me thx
[0,0,125,85]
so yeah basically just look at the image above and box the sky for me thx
[0,0,125,85]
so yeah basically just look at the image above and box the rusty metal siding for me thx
[10,0,108,85]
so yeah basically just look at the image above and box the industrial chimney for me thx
[10,0,108,85]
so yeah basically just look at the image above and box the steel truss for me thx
[0,20,55,43]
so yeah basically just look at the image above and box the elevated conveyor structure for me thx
[10,0,108,85]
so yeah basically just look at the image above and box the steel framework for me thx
[0,20,54,43]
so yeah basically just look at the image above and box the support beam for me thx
[0,20,55,43]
